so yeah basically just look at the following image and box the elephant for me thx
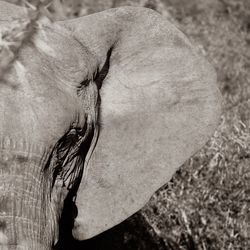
[0,1,222,249]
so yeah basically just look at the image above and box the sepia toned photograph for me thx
[0,0,249,249]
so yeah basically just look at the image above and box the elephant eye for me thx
[77,79,90,93]
[80,79,90,87]
[77,47,112,94]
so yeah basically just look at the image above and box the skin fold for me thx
[0,1,222,249]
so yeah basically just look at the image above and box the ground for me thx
[3,0,250,249]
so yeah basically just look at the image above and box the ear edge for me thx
[58,7,222,240]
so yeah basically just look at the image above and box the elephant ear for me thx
[59,7,222,240]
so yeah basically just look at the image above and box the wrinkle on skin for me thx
[0,142,55,248]
[0,231,8,244]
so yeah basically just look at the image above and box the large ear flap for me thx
[59,7,222,240]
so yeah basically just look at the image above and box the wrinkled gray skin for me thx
[0,3,97,249]
[0,1,222,249]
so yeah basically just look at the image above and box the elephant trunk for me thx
[0,137,55,249]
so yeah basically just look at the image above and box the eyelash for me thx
[77,79,90,94]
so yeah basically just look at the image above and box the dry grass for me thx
[141,1,250,249]
[1,0,250,249]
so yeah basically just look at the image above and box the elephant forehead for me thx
[30,24,95,84]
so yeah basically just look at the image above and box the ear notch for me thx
[58,7,222,240]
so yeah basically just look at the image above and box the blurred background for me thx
[6,0,250,249]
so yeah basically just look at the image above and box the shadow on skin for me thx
[54,195,166,250]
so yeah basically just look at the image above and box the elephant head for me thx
[0,1,222,249]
